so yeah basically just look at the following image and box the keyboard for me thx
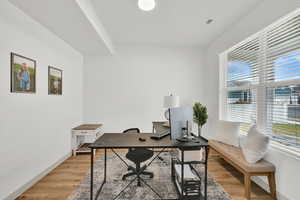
[150,131,170,140]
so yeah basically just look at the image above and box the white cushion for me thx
[215,120,241,147]
[241,125,270,164]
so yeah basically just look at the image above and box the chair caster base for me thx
[122,171,154,181]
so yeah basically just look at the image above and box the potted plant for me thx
[193,102,208,137]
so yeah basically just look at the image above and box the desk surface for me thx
[89,133,208,149]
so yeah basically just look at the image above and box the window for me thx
[227,38,260,88]
[266,85,300,147]
[227,90,257,132]
[224,38,259,133]
[220,9,300,152]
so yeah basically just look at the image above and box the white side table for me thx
[71,124,103,156]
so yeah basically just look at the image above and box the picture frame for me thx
[48,66,63,95]
[11,52,36,93]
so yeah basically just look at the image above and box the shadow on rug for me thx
[68,152,231,200]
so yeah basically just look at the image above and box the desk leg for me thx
[104,148,107,183]
[181,149,184,199]
[204,147,208,200]
[94,148,107,200]
[90,148,94,200]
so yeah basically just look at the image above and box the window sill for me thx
[269,141,300,160]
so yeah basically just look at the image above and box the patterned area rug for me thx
[68,152,231,200]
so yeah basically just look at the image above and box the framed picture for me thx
[11,53,36,93]
[48,66,62,95]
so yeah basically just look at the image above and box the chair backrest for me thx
[123,128,140,134]
[123,128,140,152]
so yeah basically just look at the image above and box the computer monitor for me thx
[170,106,193,140]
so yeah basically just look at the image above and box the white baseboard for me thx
[4,152,72,200]
[252,176,289,200]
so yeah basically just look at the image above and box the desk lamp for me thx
[163,94,180,128]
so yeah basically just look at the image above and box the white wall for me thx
[83,46,204,132]
[0,1,83,199]
[203,0,300,200]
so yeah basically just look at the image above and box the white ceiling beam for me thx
[75,0,115,55]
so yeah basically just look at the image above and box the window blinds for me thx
[266,85,300,147]
[227,38,260,88]
[225,38,259,129]
[227,90,257,124]
[265,15,300,83]
[222,9,300,150]
[264,15,300,148]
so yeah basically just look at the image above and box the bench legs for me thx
[268,172,277,199]
[244,174,251,200]
[244,173,277,200]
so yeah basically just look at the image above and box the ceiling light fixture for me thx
[138,0,156,11]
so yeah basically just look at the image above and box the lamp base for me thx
[164,109,170,120]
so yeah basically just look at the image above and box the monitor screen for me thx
[170,106,193,140]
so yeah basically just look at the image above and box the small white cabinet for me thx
[71,124,103,156]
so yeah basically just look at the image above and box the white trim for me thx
[219,52,227,120]
[3,152,72,200]
[263,79,300,88]
[256,30,267,131]
[225,85,259,91]
[269,141,300,160]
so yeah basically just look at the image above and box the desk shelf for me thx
[171,150,206,200]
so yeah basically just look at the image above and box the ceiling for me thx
[92,0,262,47]
[9,0,263,55]
[9,0,114,56]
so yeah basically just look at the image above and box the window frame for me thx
[219,8,300,157]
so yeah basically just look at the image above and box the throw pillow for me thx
[241,125,270,164]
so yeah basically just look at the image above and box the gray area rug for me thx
[68,152,231,200]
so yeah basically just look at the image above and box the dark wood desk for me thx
[89,133,208,200]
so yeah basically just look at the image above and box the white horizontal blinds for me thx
[227,38,260,88]
[265,15,300,82]
[221,9,300,151]
[225,38,259,133]
[266,85,300,148]
[264,13,300,149]
[227,90,257,131]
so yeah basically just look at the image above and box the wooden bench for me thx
[209,140,277,200]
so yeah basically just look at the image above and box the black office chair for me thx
[122,128,154,186]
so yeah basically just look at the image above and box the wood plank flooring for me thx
[208,152,273,200]
[16,150,273,200]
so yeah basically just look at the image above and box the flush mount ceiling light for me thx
[138,0,156,11]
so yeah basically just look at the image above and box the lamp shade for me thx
[163,95,180,108]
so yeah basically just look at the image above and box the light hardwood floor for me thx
[17,150,273,200]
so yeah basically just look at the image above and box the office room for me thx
[0,0,300,200]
